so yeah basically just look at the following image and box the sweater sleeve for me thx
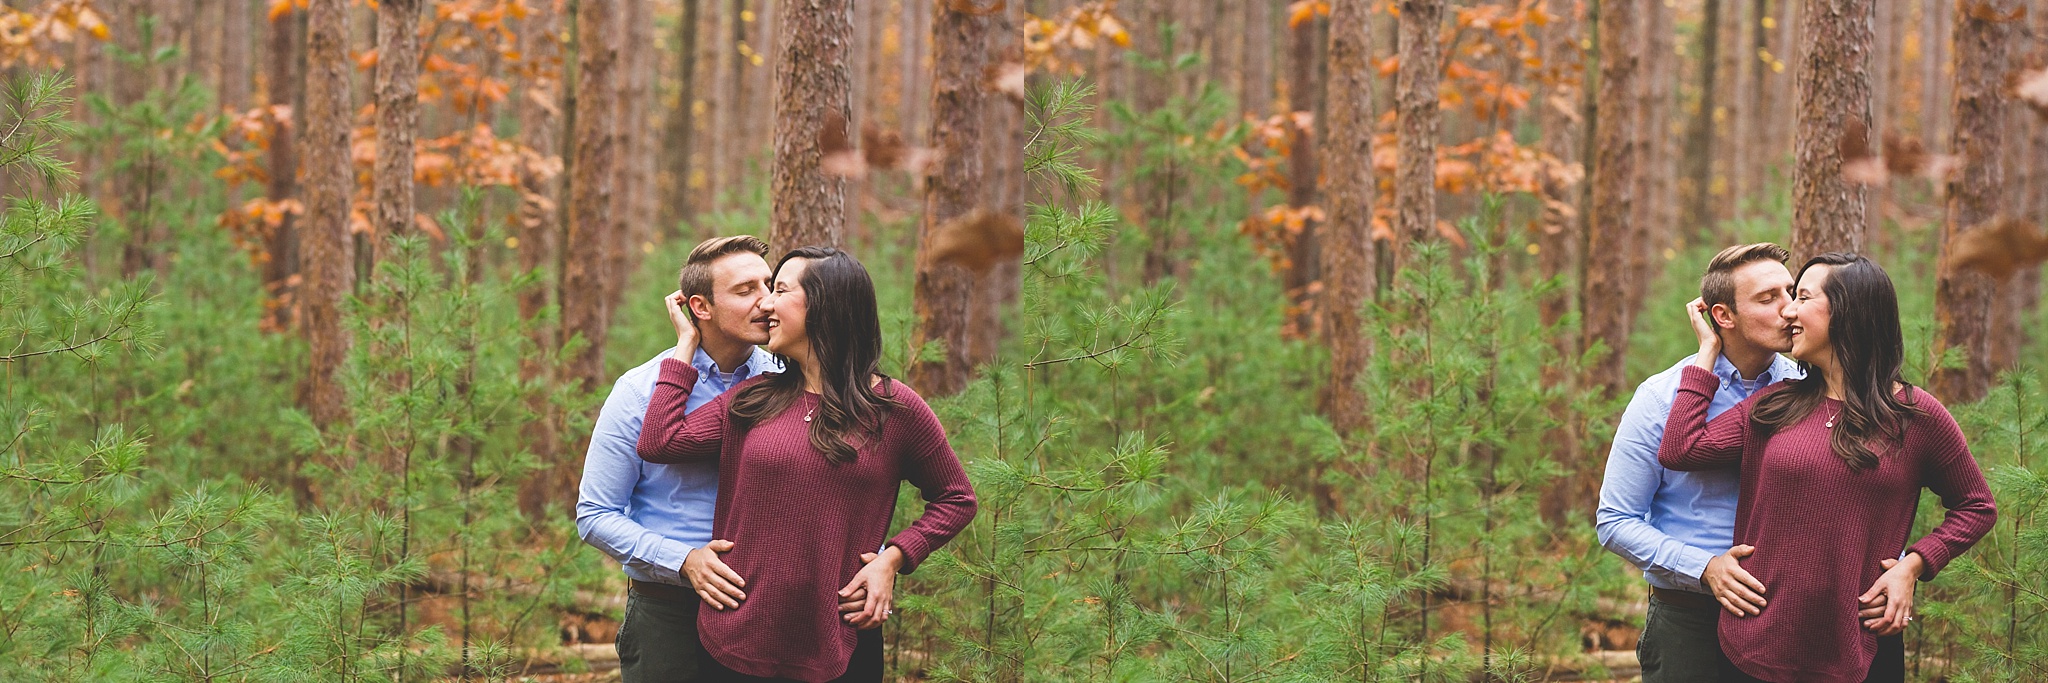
[1658,365,1749,471]
[634,358,728,464]
[883,387,978,575]
[1903,393,1998,581]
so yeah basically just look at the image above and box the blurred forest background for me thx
[4,0,2048,680]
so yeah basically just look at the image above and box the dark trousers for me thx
[698,626,883,683]
[1639,594,1734,683]
[1717,633,1904,683]
[618,586,708,683]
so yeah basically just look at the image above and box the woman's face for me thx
[762,258,812,360]
[1786,264,1834,365]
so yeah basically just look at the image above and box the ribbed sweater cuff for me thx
[887,534,935,575]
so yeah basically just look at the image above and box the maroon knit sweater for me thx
[1659,366,1996,683]
[636,360,978,682]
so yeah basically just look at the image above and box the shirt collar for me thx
[1710,352,1803,385]
[690,347,756,379]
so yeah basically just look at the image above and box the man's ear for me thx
[686,294,714,322]
[1709,303,1738,330]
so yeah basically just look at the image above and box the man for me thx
[576,235,866,682]
[1595,243,1806,681]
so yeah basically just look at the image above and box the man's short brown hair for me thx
[1700,242,1791,312]
[678,235,769,303]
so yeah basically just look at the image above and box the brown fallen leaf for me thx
[1839,118,1886,185]
[945,0,1007,15]
[986,61,1031,101]
[819,112,941,179]
[2016,67,2048,121]
[926,208,1025,273]
[1947,216,2048,280]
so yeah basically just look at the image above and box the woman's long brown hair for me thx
[728,247,895,464]
[1750,253,1921,470]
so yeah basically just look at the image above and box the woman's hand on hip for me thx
[1703,544,1767,617]
[840,546,904,629]
[1860,554,1924,636]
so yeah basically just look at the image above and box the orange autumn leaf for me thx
[926,208,1025,273]
[1286,0,1330,28]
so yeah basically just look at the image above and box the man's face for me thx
[1714,259,1796,354]
[691,253,773,346]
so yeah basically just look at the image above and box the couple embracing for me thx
[577,236,977,683]
[1598,244,1998,682]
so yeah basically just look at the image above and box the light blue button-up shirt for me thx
[575,346,780,585]
[1595,352,1804,593]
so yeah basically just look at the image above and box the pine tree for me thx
[1790,0,1873,259]
[299,0,355,427]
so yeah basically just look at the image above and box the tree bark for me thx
[262,8,304,333]
[1318,0,1374,436]
[608,0,657,322]
[906,0,989,397]
[1284,10,1322,333]
[662,0,702,233]
[1920,0,1947,143]
[514,0,565,471]
[1394,0,1444,272]
[221,0,251,111]
[1789,0,1872,260]
[1631,0,1675,315]
[563,0,621,394]
[1680,0,1722,240]
[1537,0,1583,365]
[374,0,421,249]
[300,0,355,427]
[768,0,852,256]
[1582,0,1642,399]
[1241,0,1273,117]
[1930,0,2016,403]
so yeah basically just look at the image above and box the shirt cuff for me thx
[1669,545,1718,588]
[647,538,696,583]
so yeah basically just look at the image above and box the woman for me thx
[637,246,978,682]
[1659,252,1996,683]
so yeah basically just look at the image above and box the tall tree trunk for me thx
[1394,0,1444,272]
[968,4,1025,365]
[1738,0,1768,216]
[1283,9,1322,334]
[221,0,250,111]
[1538,0,1584,363]
[1930,0,2016,403]
[263,9,304,332]
[1582,0,1642,399]
[662,0,702,234]
[608,0,656,322]
[1920,0,1948,144]
[1241,0,1273,117]
[1789,0,1872,260]
[374,0,421,250]
[514,0,565,475]
[563,0,621,394]
[1319,0,1374,436]
[768,0,853,255]
[906,0,989,397]
[1631,0,1675,317]
[300,0,355,427]
[1680,0,1722,239]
